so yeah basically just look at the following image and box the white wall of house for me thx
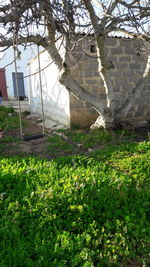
[28,50,70,129]
[0,45,37,98]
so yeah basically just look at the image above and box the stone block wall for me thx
[70,37,150,128]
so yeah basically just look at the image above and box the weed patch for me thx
[0,136,19,143]
[62,129,137,148]
[0,106,27,131]
[47,135,75,156]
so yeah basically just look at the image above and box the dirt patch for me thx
[18,138,48,156]
[0,112,150,159]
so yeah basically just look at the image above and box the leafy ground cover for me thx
[44,127,148,158]
[0,142,150,266]
[0,106,27,133]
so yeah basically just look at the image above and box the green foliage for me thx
[63,128,137,148]
[0,136,19,142]
[0,106,14,113]
[65,129,113,147]
[47,135,75,155]
[0,106,26,130]
[0,106,18,130]
[0,141,150,266]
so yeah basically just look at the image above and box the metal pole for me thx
[37,45,45,135]
[13,46,23,138]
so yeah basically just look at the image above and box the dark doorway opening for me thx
[12,72,26,100]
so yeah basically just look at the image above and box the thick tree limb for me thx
[60,68,106,116]
[0,35,48,48]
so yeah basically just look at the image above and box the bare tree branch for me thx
[0,0,149,128]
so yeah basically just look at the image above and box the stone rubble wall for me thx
[70,38,150,128]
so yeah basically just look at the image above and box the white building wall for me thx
[28,50,70,129]
[0,45,37,98]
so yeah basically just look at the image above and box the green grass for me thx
[46,129,137,157]
[0,136,19,142]
[47,135,75,155]
[61,129,137,148]
[0,106,14,114]
[0,141,150,266]
[0,106,26,130]
[0,106,13,129]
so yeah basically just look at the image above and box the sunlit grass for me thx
[0,141,149,266]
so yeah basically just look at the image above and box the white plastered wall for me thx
[28,50,70,129]
[0,45,37,98]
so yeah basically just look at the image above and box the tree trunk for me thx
[90,40,150,129]
[90,36,116,129]
[60,67,117,129]
[48,33,150,130]
[90,114,115,129]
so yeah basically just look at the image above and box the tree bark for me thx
[59,67,105,115]
[89,36,116,129]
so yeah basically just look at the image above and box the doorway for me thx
[0,69,8,99]
[12,72,25,99]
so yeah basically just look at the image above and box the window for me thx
[90,45,96,53]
